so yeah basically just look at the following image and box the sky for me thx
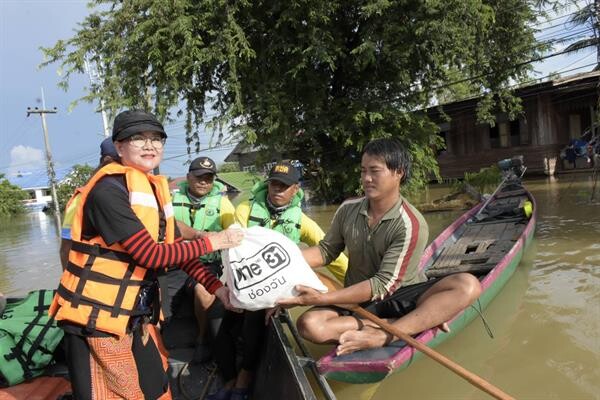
[0,0,596,180]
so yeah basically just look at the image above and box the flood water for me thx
[1,174,599,399]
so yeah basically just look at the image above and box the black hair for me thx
[362,138,411,184]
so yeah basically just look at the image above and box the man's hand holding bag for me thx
[221,226,328,311]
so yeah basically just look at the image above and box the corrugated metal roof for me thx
[5,166,72,190]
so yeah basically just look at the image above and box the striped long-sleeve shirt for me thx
[318,196,429,300]
[82,175,223,294]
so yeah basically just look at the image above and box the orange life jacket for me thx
[49,163,175,337]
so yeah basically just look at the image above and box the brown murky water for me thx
[1,174,599,399]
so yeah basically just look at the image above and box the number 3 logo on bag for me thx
[223,226,328,310]
[231,242,290,290]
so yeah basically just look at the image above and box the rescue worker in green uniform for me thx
[170,156,236,362]
[207,161,348,400]
[235,161,347,282]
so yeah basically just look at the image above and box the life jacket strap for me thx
[57,285,145,317]
[64,262,150,287]
[272,219,302,230]
[248,215,269,226]
[112,262,137,318]
[173,202,206,210]
[70,241,133,263]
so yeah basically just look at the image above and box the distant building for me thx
[431,71,599,178]
[224,142,263,172]
[7,167,71,211]
[224,141,286,173]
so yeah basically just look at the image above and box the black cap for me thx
[189,156,217,176]
[100,138,120,161]
[112,110,167,142]
[267,162,300,186]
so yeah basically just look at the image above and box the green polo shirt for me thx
[319,196,429,300]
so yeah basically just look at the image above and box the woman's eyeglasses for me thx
[127,136,166,149]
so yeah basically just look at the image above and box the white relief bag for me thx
[221,226,328,311]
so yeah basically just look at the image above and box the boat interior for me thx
[425,186,530,279]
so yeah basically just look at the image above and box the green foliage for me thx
[452,164,502,194]
[218,162,240,173]
[42,0,543,201]
[56,164,95,212]
[0,174,27,216]
[561,0,599,65]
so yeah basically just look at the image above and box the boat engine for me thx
[497,155,525,179]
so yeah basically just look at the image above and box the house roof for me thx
[429,70,600,117]
[224,141,263,162]
[6,166,72,190]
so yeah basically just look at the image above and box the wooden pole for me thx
[349,305,515,400]
[314,272,515,399]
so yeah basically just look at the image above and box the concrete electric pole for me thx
[84,57,111,138]
[27,89,61,222]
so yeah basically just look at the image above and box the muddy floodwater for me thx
[1,174,598,399]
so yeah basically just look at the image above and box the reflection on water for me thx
[1,174,598,399]
[0,211,62,296]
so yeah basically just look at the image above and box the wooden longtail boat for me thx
[317,157,537,384]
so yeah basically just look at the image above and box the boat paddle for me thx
[347,305,515,400]
[314,273,514,400]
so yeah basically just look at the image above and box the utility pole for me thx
[84,57,111,138]
[145,85,161,175]
[27,88,61,222]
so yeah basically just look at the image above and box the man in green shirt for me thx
[279,138,481,355]
[169,156,236,361]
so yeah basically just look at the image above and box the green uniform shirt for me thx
[318,196,429,300]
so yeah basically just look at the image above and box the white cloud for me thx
[9,145,45,175]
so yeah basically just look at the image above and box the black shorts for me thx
[320,278,439,319]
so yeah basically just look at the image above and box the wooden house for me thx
[431,71,599,178]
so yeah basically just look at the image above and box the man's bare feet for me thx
[438,322,450,333]
[336,326,391,356]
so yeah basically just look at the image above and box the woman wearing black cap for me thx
[50,110,243,400]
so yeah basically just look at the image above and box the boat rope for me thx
[471,299,494,339]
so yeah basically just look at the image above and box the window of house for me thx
[510,120,521,146]
[499,122,510,147]
[490,125,500,148]
[490,119,522,148]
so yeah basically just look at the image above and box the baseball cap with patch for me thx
[267,162,300,186]
[189,156,217,176]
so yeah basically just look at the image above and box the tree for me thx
[56,164,95,212]
[42,0,544,201]
[0,174,27,216]
[561,0,599,69]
